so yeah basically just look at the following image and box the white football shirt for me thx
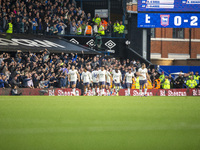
[113,72,121,83]
[68,69,78,82]
[125,72,134,83]
[92,70,99,83]
[81,71,90,83]
[112,69,120,75]
[98,70,106,82]
[106,71,111,83]
[138,68,147,80]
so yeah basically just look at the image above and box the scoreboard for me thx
[138,13,200,28]
[137,0,200,28]
[138,0,200,12]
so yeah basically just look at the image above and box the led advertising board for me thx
[138,0,200,12]
[138,13,200,28]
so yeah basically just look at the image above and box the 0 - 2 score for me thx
[138,13,200,28]
[174,16,198,26]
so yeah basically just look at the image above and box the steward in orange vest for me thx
[101,19,108,28]
[84,22,93,36]
[153,79,161,89]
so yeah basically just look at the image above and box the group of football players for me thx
[67,63,151,96]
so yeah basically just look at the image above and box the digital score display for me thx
[138,0,200,12]
[138,13,200,28]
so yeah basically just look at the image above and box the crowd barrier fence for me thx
[0,88,200,96]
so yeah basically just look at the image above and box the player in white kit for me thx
[106,68,111,96]
[88,70,92,92]
[123,69,135,96]
[137,63,151,97]
[111,66,118,76]
[81,67,90,96]
[112,68,122,95]
[92,67,99,95]
[68,65,80,95]
[98,66,107,96]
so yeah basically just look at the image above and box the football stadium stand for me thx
[0,0,125,37]
[0,0,199,96]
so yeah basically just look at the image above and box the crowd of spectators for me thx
[0,50,199,90]
[0,50,139,89]
[0,0,124,37]
[158,71,200,89]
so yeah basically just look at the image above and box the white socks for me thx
[101,89,104,95]
[107,90,110,96]
[92,88,96,95]
[128,88,130,95]
[144,88,147,95]
[139,89,142,95]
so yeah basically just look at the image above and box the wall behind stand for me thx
[127,13,151,61]
[64,36,126,59]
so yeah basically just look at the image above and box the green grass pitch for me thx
[0,96,200,150]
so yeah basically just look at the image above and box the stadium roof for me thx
[0,34,100,54]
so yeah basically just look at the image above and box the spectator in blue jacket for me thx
[32,18,38,34]
[0,75,5,88]
[57,22,63,35]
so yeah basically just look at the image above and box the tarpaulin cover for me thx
[0,34,99,54]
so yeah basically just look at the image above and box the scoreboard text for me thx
[138,0,200,12]
[138,13,200,28]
